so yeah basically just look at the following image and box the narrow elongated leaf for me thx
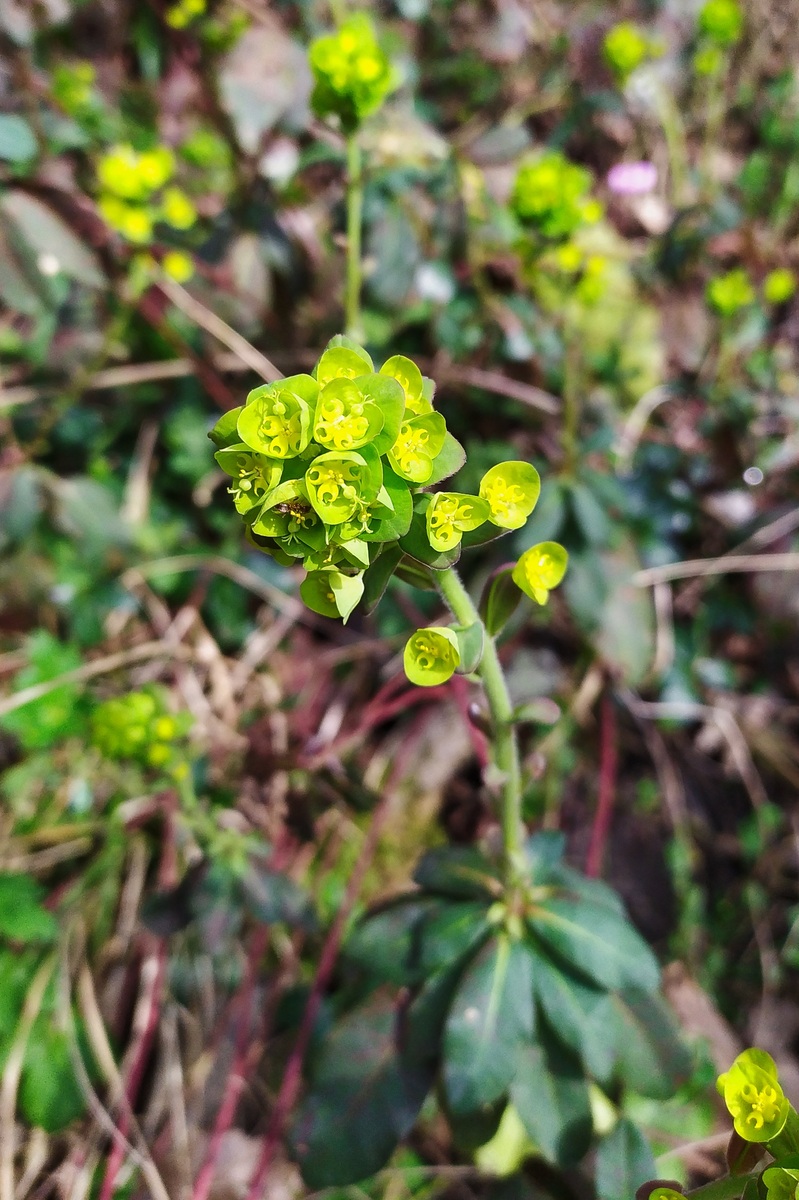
[444,936,536,1114]
[527,897,660,992]
[414,846,503,901]
[345,896,438,986]
[595,1119,656,1200]
[417,901,491,975]
[605,989,692,1099]
[529,949,616,1080]
[510,1037,592,1166]
[290,997,434,1187]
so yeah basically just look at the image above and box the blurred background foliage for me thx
[2,0,799,1198]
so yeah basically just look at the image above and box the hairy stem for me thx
[345,133,364,342]
[436,567,524,875]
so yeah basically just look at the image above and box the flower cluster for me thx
[91,688,192,776]
[707,268,755,316]
[166,0,206,29]
[698,0,744,46]
[309,14,395,133]
[97,143,197,246]
[211,339,564,646]
[511,151,602,241]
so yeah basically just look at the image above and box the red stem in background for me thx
[190,927,268,1200]
[585,689,618,879]
[97,945,166,1200]
[243,717,426,1200]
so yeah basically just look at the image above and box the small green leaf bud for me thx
[403,626,460,687]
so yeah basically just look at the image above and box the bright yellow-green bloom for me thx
[426,492,489,552]
[479,462,540,530]
[98,144,174,201]
[314,378,383,451]
[512,542,568,605]
[764,268,797,305]
[99,195,153,244]
[309,14,394,132]
[707,268,755,316]
[160,186,197,230]
[717,1048,789,1143]
[388,413,446,483]
[166,0,206,27]
[52,62,96,113]
[404,627,460,687]
[603,23,650,82]
[237,377,317,459]
[698,0,744,45]
[162,250,195,283]
[511,152,601,240]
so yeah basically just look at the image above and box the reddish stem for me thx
[243,719,425,1200]
[190,928,268,1200]
[97,945,166,1200]
[585,689,618,879]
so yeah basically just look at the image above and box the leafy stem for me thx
[687,1173,758,1200]
[345,132,364,342]
[435,566,524,878]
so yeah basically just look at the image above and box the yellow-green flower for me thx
[98,144,174,201]
[511,152,601,240]
[717,1049,789,1143]
[707,268,755,316]
[237,377,318,459]
[388,413,446,483]
[162,249,195,283]
[404,627,460,687]
[603,23,650,82]
[764,268,797,305]
[693,44,724,75]
[91,688,192,776]
[698,0,744,45]
[314,378,383,451]
[160,186,197,230]
[215,444,283,515]
[426,492,489,552]
[512,542,568,605]
[166,0,206,27]
[309,14,394,132]
[305,449,379,525]
[479,462,540,530]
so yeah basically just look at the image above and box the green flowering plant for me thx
[91,688,193,778]
[510,151,602,241]
[211,338,565,692]
[309,14,395,133]
[718,1049,790,1144]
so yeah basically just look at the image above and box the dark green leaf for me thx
[414,846,503,901]
[364,468,413,543]
[345,896,438,986]
[417,901,491,975]
[527,896,660,993]
[480,568,521,637]
[595,1119,656,1200]
[510,1037,592,1166]
[524,832,566,879]
[443,935,536,1114]
[529,949,616,1081]
[290,996,434,1186]
[605,990,692,1099]
[362,544,403,613]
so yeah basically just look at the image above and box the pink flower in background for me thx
[607,160,658,195]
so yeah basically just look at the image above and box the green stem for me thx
[561,306,580,477]
[345,132,364,342]
[436,567,524,876]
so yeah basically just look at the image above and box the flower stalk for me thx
[345,133,364,343]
